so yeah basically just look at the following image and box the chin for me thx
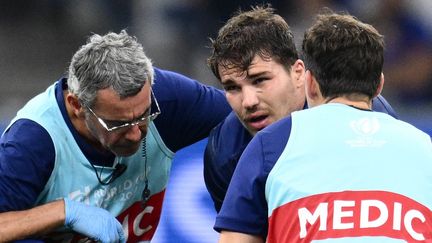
[112,145,140,157]
[247,127,259,136]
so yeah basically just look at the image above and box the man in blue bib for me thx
[0,30,230,242]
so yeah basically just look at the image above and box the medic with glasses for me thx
[0,30,230,242]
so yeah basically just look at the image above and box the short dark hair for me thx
[302,11,384,99]
[208,5,298,80]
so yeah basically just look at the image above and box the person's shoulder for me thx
[151,68,188,106]
[2,119,55,160]
[3,119,52,145]
[0,119,55,211]
[151,67,230,152]
[390,116,431,139]
[152,67,204,102]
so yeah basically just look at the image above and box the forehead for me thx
[92,83,151,119]
[218,55,282,83]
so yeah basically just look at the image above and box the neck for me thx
[324,96,372,111]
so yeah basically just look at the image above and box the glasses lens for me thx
[93,88,161,133]
[108,112,159,132]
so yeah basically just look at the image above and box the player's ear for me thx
[292,59,305,89]
[374,73,385,98]
[305,70,319,98]
[305,70,321,107]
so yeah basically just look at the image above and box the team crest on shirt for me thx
[346,117,387,147]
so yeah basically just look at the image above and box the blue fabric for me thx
[0,119,54,211]
[204,112,252,212]
[152,68,231,151]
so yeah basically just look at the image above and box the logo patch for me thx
[346,117,387,147]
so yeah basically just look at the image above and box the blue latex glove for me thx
[64,198,126,243]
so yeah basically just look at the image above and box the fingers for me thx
[118,227,126,243]
[99,217,125,243]
[110,220,125,243]
[63,198,126,242]
[116,220,126,243]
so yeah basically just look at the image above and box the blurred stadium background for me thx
[0,1,430,242]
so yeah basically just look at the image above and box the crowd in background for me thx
[0,0,430,132]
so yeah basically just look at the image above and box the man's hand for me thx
[64,198,126,243]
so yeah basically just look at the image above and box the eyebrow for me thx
[221,71,269,85]
[221,79,235,85]
[103,106,151,123]
[247,70,270,79]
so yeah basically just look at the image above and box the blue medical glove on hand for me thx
[63,198,126,243]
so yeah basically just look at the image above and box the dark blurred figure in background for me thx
[160,0,293,86]
[340,0,432,105]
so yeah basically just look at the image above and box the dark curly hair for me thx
[208,5,298,80]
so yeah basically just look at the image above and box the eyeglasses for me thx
[86,88,161,132]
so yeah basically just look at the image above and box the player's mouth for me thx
[246,115,270,131]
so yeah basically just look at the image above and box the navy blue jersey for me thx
[0,67,231,212]
[204,95,397,213]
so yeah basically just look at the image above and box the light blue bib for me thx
[265,104,432,242]
[9,82,174,215]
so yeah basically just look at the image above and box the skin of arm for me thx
[219,231,264,243]
[0,200,65,242]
